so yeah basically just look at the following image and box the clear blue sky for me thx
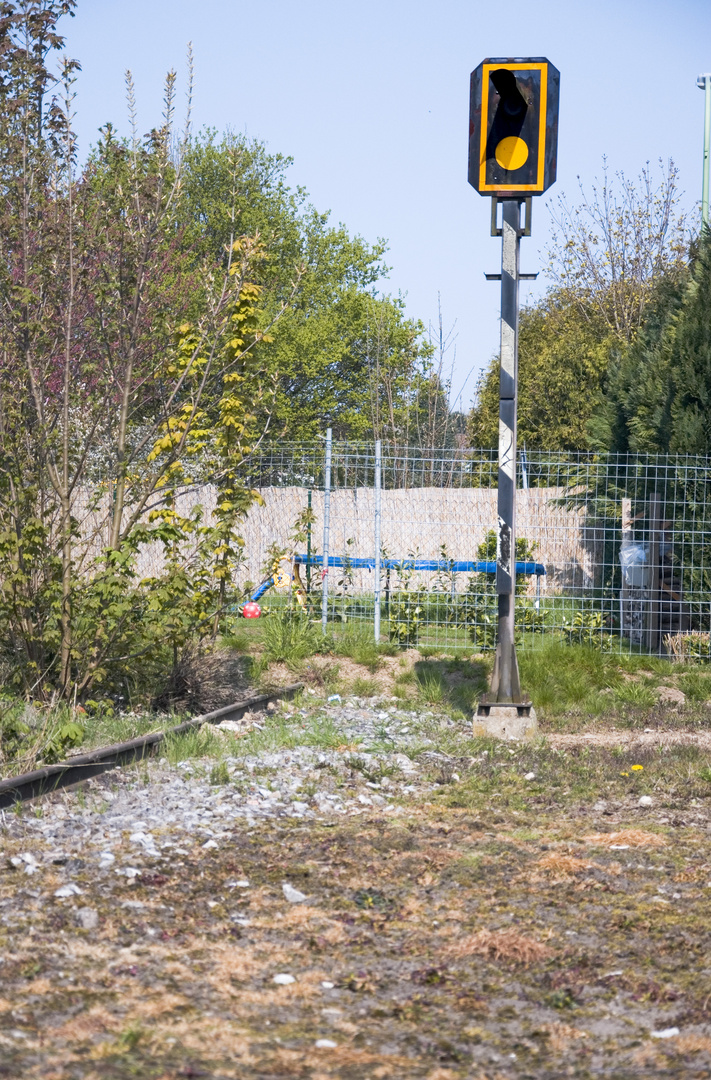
[64,0,711,410]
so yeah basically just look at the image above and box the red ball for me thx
[242,602,261,619]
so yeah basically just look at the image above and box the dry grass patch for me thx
[54,1005,123,1041]
[204,943,275,990]
[21,977,55,996]
[582,829,667,848]
[135,992,191,1019]
[674,1034,711,1054]
[447,928,553,966]
[280,903,329,928]
[147,1018,255,1061]
[272,1045,414,1070]
[541,1022,589,1052]
[537,853,595,878]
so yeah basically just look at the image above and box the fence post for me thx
[620,497,632,640]
[647,492,662,654]
[306,488,312,595]
[321,428,332,633]
[374,440,382,643]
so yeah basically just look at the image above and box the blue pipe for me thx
[243,557,546,609]
[293,554,546,576]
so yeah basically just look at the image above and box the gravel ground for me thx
[2,696,437,861]
[2,694,711,1079]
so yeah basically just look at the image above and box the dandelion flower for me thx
[631,764,644,771]
[620,771,629,777]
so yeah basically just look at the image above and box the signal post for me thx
[469,57,559,734]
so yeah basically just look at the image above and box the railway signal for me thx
[470,58,559,727]
[469,58,559,196]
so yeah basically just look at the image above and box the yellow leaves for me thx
[144,246,272,498]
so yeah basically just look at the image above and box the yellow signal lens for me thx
[495,136,529,171]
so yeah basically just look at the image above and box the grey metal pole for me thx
[373,439,382,643]
[699,74,711,228]
[321,428,332,633]
[647,492,662,655]
[492,199,522,703]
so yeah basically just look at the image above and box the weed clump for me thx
[210,760,230,785]
[262,613,327,664]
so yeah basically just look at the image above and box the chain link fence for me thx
[131,444,711,657]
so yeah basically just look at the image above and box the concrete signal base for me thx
[473,701,538,741]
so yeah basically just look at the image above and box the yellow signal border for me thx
[478,62,548,193]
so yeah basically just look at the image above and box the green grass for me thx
[331,624,399,668]
[513,639,695,725]
[261,613,328,665]
[352,676,380,697]
[220,630,252,653]
[415,668,446,705]
[678,670,711,702]
[610,681,657,708]
[159,724,230,765]
[209,760,230,784]
[1,699,111,777]
[81,709,163,749]
[417,734,711,814]
[345,753,401,783]
[232,710,354,759]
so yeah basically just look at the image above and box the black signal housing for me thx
[469,57,559,197]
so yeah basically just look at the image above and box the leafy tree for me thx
[0,10,280,702]
[547,158,689,342]
[177,132,435,443]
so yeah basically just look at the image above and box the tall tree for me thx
[547,158,689,342]
[177,132,435,443]
[590,232,711,455]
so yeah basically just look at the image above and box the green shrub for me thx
[42,720,85,764]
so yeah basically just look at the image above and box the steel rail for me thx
[0,684,303,809]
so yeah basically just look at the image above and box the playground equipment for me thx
[239,555,545,615]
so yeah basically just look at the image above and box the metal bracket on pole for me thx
[490,195,532,237]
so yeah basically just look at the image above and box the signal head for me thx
[469,57,560,197]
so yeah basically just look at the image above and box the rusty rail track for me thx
[0,684,303,810]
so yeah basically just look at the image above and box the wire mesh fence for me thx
[133,444,711,658]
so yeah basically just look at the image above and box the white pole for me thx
[374,440,382,643]
[321,428,332,633]
[699,73,711,227]
[492,198,521,702]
